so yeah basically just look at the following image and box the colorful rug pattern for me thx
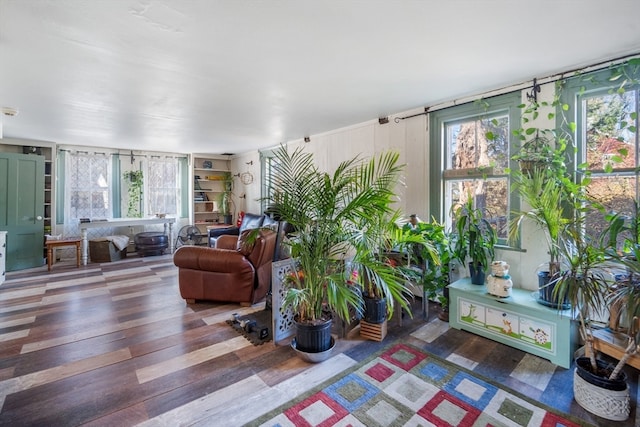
[247,343,592,427]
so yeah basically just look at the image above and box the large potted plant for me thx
[451,195,497,285]
[509,167,571,307]
[506,87,576,306]
[354,211,435,324]
[551,221,631,421]
[267,145,407,356]
[404,218,451,320]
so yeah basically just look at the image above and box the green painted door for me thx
[0,153,45,271]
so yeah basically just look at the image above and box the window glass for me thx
[67,152,111,220]
[261,149,277,213]
[447,115,510,174]
[147,157,179,216]
[577,85,639,242]
[585,91,637,172]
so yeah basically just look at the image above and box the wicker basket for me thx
[89,239,127,263]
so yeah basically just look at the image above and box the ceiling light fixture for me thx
[1,107,19,117]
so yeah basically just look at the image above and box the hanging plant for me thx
[123,170,143,218]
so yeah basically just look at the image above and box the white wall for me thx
[234,84,564,292]
[230,150,261,216]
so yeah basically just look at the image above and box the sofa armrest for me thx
[216,234,238,250]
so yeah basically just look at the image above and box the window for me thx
[147,156,180,216]
[66,151,112,221]
[260,147,278,213]
[563,65,640,245]
[430,93,521,244]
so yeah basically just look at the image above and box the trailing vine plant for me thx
[123,170,144,218]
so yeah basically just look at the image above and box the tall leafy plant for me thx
[451,195,497,272]
[266,145,409,323]
[353,210,436,319]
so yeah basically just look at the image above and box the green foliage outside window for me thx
[124,170,144,218]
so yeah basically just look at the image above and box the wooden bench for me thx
[587,328,640,370]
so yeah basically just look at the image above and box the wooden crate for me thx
[360,320,387,342]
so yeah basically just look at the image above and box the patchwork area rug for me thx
[226,309,273,345]
[246,343,594,427]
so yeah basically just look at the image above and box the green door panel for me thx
[0,153,45,271]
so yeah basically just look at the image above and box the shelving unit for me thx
[44,156,53,240]
[192,154,232,236]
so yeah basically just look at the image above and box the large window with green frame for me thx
[429,92,521,245]
[561,63,640,246]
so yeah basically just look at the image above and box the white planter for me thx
[573,362,630,421]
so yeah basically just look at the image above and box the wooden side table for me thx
[45,239,81,271]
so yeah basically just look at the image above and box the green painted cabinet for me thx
[448,278,577,368]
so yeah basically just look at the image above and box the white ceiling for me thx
[1,0,640,155]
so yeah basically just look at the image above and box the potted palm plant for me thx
[451,195,497,285]
[266,144,408,356]
[509,167,571,307]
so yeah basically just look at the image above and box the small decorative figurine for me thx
[486,260,513,298]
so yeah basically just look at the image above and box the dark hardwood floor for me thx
[0,254,637,426]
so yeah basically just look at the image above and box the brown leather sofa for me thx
[173,229,276,305]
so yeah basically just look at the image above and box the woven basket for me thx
[573,368,630,421]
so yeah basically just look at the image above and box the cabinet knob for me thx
[36,216,43,221]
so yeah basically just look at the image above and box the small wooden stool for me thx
[45,239,81,271]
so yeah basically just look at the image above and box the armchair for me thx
[173,229,277,305]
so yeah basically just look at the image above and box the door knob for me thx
[36,216,43,221]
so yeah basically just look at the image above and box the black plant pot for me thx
[468,263,485,285]
[223,214,233,225]
[575,357,627,390]
[295,318,333,353]
[438,286,450,322]
[363,296,387,324]
[537,271,570,309]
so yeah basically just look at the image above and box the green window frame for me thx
[429,92,521,246]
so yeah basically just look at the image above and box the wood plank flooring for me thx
[0,254,638,426]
